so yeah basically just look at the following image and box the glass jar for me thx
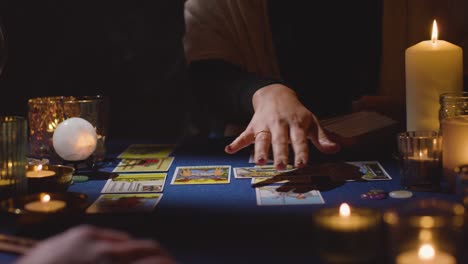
[439,92,468,192]
[455,164,468,203]
[439,92,468,134]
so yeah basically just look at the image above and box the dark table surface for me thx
[0,136,464,264]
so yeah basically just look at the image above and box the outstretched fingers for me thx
[225,130,255,154]
[289,126,309,168]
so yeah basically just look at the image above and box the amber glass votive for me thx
[312,203,383,263]
[27,95,108,164]
[397,131,442,191]
[384,198,465,264]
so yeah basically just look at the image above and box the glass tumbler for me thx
[0,116,28,200]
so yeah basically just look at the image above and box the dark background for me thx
[0,0,190,141]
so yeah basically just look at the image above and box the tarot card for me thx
[234,165,296,179]
[171,165,231,185]
[86,193,163,213]
[251,177,289,185]
[321,111,397,138]
[112,157,174,173]
[346,161,392,181]
[255,186,325,206]
[117,144,175,159]
[101,173,167,193]
[250,174,311,185]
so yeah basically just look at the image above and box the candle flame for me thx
[418,244,435,260]
[46,119,60,133]
[418,149,428,158]
[34,164,43,172]
[41,194,51,203]
[431,20,438,43]
[339,203,351,217]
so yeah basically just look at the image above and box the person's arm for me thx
[184,0,339,168]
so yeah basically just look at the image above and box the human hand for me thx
[225,84,340,169]
[15,225,176,264]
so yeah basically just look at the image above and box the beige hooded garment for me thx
[184,0,468,105]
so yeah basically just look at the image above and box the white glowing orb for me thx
[52,117,97,161]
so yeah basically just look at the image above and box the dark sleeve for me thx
[188,59,284,122]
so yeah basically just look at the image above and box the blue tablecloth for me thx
[0,137,463,264]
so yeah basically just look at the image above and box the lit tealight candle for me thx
[405,20,463,131]
[396,243,456,264]
[317,203,379,231]
[25,164,56,178]
[52,117,97,161]
[24,193,66,213]
[313,203,382,263]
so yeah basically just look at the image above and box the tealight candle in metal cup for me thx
[26,164,74,193]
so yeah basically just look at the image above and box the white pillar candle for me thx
[405,20,463,131]
[442,115,468,190]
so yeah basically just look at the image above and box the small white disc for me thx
[389,190,413,199]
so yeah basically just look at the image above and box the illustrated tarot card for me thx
[233,165,296,179]
[250,174,312,186]
[117,144,176,159]
[255,186,325,206]
[251,177,289,185]
[86,193,163,213]
[112,157,174,173]
[171,165,231,185]
[346,161,392,181]
[101,173,167,193]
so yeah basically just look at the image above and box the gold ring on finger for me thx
[254,130,271,139]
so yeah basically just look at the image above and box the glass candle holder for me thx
[312,203,383,263]
[439,92,468,133]
[27,95,109,165]
[0,116,28,200]
[441,115,468,192]
[397,131,442,191]
[454,164,468,205]
[384,198,465,264]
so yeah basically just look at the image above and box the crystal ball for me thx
[52,117,97,161]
